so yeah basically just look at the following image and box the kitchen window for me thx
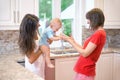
[39,0,82,48]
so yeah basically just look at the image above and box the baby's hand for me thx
[47,39,53,44]
[60,33,69,40]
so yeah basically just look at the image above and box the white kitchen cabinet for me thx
[84,0,120,29]
[0,0,38,26]
[113,53,120,80]
[55,57,78,80]
[45,59,55,80]
[45,56,79,80]
[94,0,120,29]
[95,53,113,80]
[0,0,15,25]
[18,0,39,24]
[95,53,120,80]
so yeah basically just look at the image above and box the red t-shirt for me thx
[74,30,106,76]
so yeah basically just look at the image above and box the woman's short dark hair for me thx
[18,14,39,56]
[86,8,105,30]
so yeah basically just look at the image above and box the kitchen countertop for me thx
[0,48,119,80]
[0,53,44,80]
[50,48,120,59]
[101,48,120,53]
[50,52,79,59]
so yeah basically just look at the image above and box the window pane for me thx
[39,0,52,21]
[61,0,73,12]
[61,0,73,36]
[39,0,52,34]
[61,0,74,48]
[62,19,72,36]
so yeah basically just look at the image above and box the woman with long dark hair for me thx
[18,14,45,79]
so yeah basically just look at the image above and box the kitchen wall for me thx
[0,30,19,54]
[82,27,120,48]
[0,28,120,54]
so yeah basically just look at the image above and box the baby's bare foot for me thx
[47,63,54,68]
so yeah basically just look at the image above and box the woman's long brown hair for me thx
[18,14,39,57]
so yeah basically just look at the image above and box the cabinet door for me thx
[95,0,120,28]
[0,0,15,25]
[55,57,78,80]
[45,59,55,80]
[114,53,120,80]
[18,0,39,24]
[95,54,113,80]
[0,0,38,29]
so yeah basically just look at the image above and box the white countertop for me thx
[0,53,44,80]
[0,48,119,80]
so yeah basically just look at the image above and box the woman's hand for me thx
[47,39,53,44]
[29,46,42,64]
[61,33,74,42]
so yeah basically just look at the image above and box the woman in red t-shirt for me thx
[61,8,106,80]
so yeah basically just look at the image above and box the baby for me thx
[39,18,62,68]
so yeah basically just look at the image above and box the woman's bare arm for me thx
[49,35,61,41]
[28,47,42,64]
[61,34,97,57]
[68,39,96,57]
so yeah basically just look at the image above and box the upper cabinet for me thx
[0,0,15,25]
[84,0,120,29]
[94,0,120,29]
[18,0,39,24]
[0,0,38,27]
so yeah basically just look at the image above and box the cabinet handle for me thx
[17,11,19,23]
[14,11,16,23]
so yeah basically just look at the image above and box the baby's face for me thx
[37,23,41,29]
[52,23,62,32]
[86,19,90,24]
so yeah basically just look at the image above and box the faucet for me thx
[60,24,65,54]
[61,40,65,54]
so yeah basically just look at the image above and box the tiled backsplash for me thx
[0,30,19,54]
[0,28,120,54]
[105,29,120,48]
[82,27,120,48]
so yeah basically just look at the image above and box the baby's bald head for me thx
[50,18,62,32]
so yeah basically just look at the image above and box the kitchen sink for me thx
[51,50,78,54]
[17,59,25,67]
